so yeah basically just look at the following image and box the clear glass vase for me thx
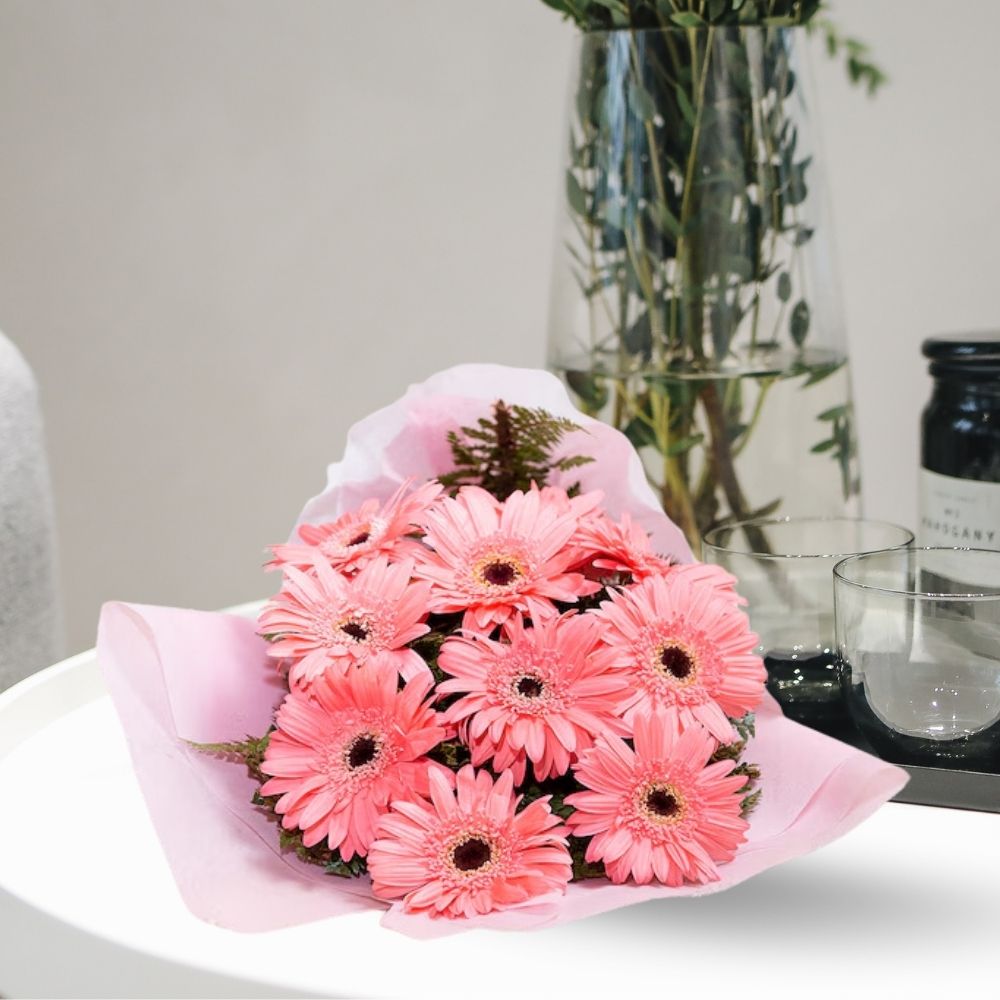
[547,27,861,553]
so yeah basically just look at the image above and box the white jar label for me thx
[919,468,1000,549]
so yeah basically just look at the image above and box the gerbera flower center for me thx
[341,621,369,641]
[658,642,696,683]
[450,836,493,872]
[515,675,545,698]
[639,782,686,825]
[480,558,522,588]
[646,788,678,817]
[347,530,371,547]
[344,732,381,769]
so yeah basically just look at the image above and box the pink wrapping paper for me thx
[98,602,907,939]
[95,365,907,937]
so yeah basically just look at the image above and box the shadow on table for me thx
[557,845,991,953]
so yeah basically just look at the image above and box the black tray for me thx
[835,727,1000,813]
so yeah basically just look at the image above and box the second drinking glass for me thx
[702,517,914,735]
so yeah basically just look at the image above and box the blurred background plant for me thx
[543,0,884,550]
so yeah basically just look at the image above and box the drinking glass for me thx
[703,517,914,734]
[834,547,1000,770]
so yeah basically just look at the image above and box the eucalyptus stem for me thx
[732,376,775,458]
[700,382,772,553]
[670,26,715,362]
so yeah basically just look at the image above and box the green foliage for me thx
[570,843,609,880]
[276,825,330,865]
[708,717,762,815]
[427,736,473,771]
[731,761,763,815]
[274,821,368,877]
[815,14,886,95]
[326,854,369,879]
[812,402,860,499]
[188,732,271,782]
[540,0,886,98]
[408,617,457,681]
[439,399,594,500]
[565,24,820,372]
[517,776,608,880]
[710,737,746,763]
[732,712,756,743]
[541,0,825,30]
[740,788,763,816]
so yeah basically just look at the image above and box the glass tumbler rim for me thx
[833,546,1000,602]
[701,516,914,562]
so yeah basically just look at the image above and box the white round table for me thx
[1,636,998,999]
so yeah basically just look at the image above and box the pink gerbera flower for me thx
[368,765,571,918]
[538,484,605,522]
[258,556,431,686]
[572,511,675,581]
[566,708,749,886]
[269,480,442,574]
[665,561,746,607]
[593,572,765,741]
[437,613,628,783]
[259,654,446,860]
[414,485,598,634]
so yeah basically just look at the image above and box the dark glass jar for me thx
[920,335,1000,550]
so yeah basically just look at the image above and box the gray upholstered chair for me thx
[0,332,62,689]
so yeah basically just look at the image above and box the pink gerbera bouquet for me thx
[98,365,907,938]
[207,399,768,920]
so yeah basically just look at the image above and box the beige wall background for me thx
[0,0,997,653]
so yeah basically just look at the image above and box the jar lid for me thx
[923,334,1000,377]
